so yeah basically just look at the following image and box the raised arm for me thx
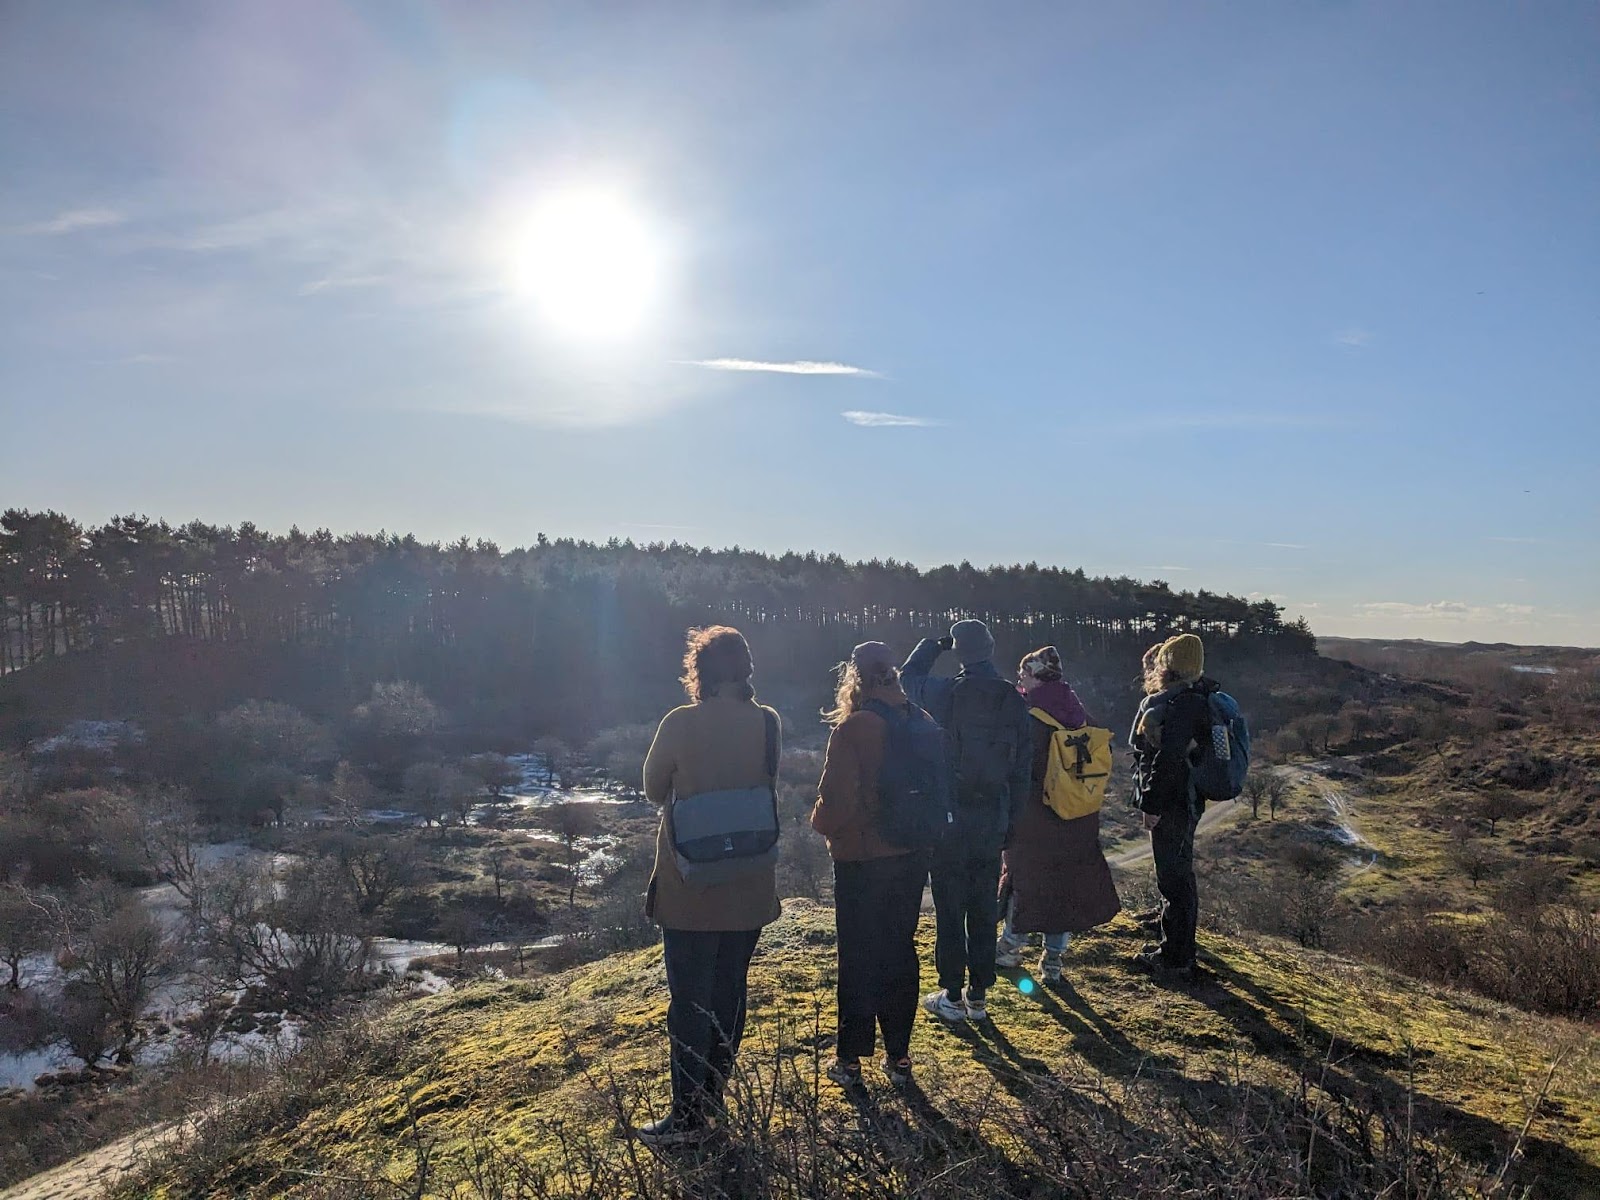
[899,637,952,720]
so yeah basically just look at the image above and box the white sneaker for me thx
[994,943,1026,969]
[922,989,967,1022]
[963,988,988,1021]
[1040,952,1064,983]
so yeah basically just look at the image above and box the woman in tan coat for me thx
[811,641,930,1089]
[636,626,782,1146]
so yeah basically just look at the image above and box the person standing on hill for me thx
[1129,633,1215,985]
[901,619,1033,1022]
[995,647,1121,982]
[637,626,782,1146]
[811,641,934,1089]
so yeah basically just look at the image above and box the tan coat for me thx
[643,689,784,932]
[810,684,918,863]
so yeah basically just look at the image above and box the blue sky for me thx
[3,1,1597,645]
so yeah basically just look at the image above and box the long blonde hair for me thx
[1142,642,1178,695]
[822,659,899,727]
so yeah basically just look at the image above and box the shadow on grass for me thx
[1195,955,1600,1198]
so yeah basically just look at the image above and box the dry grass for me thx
[115,900,1599,1199]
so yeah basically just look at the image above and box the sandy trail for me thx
[0,1124,177,1200]
[1107,798,1240,868]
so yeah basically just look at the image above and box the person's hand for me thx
[1142,811,1162,831]
[936,635,955,652]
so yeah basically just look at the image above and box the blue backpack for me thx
[1191,690,1250,804]
[863,699,953,849]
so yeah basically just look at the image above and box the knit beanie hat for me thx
[1159,633,1205,684]
[951,619,995,666]
[1019,645,1065,682]
[850,641,896,677]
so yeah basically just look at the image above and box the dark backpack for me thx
[862,699,952,849]
[945,676,1024,811]
[1191,689,1250,804]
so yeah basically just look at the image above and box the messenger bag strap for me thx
[763,709,779,781]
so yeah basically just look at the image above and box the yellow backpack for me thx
[1030,709,1113,821]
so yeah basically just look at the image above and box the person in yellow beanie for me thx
[1127,631,1218,984]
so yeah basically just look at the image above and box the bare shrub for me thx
[120,1008,1546,1200]
[60,884,174,1061]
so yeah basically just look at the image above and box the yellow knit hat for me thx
[1159,633,1205,683]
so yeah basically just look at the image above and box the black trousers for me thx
[930,843,1001,998]
[661,926,762,1120]
[834,852,928,1061]
[1151,808,1199,967]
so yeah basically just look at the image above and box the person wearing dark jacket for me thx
[811,641,930,1089]
[996,647,1121,982]
[635,626,782,1147]
[1128,633,1214,983]
[900,619,1032,1022]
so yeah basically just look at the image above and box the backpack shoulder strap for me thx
[763,708,779,780]
[1028,706,1066,732]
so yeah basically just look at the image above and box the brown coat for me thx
[810,685,918,862]
[999,715,1122,934]
[643,689,784,932]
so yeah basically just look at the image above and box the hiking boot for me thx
[1039,951,1064,983]
[963,987,988,1021]
[994,942,1027,969]
[634,1113,710,1147]
[922,989,967,1023]
[1133,945,1199,984]
[881,1054,912,1087]
[826,1058,864,1089]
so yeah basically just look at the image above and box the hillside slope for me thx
[122,901,1598,1200]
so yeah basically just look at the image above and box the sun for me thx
[507,186,665,340]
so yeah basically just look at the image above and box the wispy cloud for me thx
[1485,536,1550,545]
[14,207,125,236]
[1265,542,1309,550]
[841,410,943,428]
[681,358,881,377]
[1354,600,1536,622]
[1333,327,1373,348]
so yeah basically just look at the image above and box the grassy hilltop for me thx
[123,900,1599,1200]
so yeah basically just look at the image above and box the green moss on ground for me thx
[128,899,1599,1199]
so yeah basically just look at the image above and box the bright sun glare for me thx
[508,186,665,340]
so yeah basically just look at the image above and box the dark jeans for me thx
[930,843,1001,998]
[834,852,928,1061]
[1151,808,1199,967]
[662,926,762,1120]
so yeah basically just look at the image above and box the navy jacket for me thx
[900,637,1033,847]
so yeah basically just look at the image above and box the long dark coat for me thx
[999,681,1122,935]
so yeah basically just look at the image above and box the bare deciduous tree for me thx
[0,883,53,989]
[532,802,600,907]
[324,831,421,917]
[1448,829,1505,888]
[61,884,173,1062]
[140,788,204,917]
[1265,773,1290,820]
[1475,789,1528,838]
